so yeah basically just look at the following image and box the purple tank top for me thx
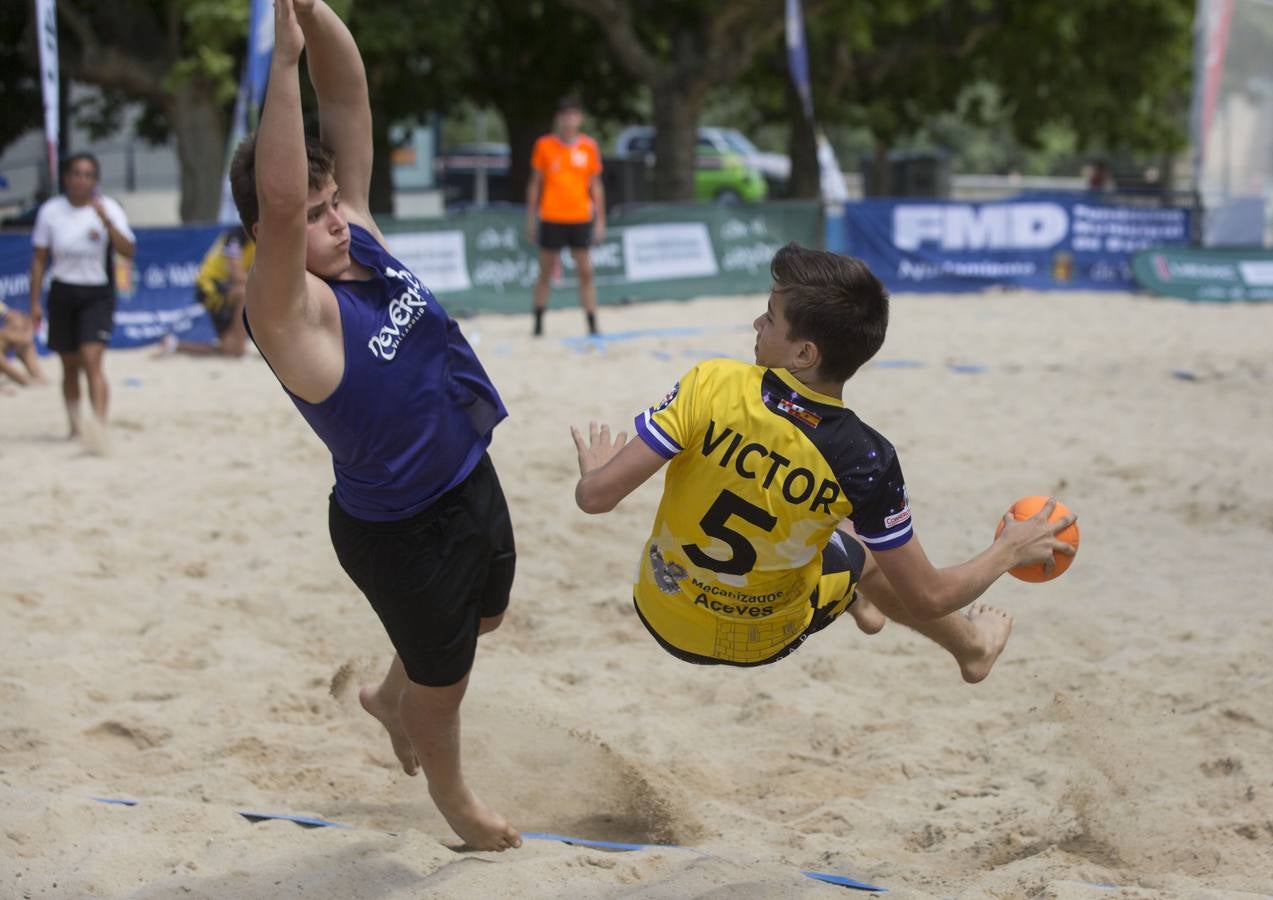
[266,223,506,521]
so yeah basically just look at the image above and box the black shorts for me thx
[538,220,593,251]
[196,285,237,336]
[635,529,866,668]
[47,280,115,352]
[328,453,516,687]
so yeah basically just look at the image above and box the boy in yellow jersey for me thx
[571,243,1075,678]
[158,226,255,358]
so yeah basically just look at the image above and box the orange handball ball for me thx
[994,495,1080,583]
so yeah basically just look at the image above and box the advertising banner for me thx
[826,193,1193,292]
[1,225,222,351]
[1,202,818,347]
[1132,246,1273,301]
[381,200,821,314]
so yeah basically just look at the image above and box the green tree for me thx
[353,0,637,213]
[48,0,249,222]
[560,0,784,201]
[739,0,1194,197]
[0,4,44,163]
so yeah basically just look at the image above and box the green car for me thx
[615,126,769,204]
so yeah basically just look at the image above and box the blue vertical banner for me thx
[246,0,274,115]
[785,0,814,122]
[218,0,274,224]
[35,0,59,190]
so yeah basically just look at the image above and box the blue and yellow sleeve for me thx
[633,365,705,460]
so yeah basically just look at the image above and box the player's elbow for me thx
[575,479,615,514]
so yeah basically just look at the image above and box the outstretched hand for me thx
[995,497,1077,577]
[273,0,306,65]
[571,420,628,477]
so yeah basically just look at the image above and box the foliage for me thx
[0,3,43,156]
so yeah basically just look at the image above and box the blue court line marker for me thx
[802,871,888,892]
[946,363,988,374]
[238,811,353,829]
[522,830,704,854]
[524,832,884,891]
[93,797,348,829]
[561,324,750,350]
[84,797,884,891]
[871,359,924,369]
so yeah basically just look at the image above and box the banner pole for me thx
[35,0,60,192]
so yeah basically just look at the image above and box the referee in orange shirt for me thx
[526,97,604,336]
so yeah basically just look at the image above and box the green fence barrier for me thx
[379,201,821,314]
[1132,246,1273,302]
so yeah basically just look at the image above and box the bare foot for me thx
[358,684,420,775]
[957,602,1013,684]
[848,593,886,635]
[430,784,522,851]
[80,418,110,456]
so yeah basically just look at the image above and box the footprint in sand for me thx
[86,720,172,750]
[337,707,702,848]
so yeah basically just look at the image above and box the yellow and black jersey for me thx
[194,227,255,313]
[631,359,912,665]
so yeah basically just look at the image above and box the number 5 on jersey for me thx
[682,489,778,577]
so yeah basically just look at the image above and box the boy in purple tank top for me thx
[227,0,520,851]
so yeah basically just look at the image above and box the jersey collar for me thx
[769,367,844,408]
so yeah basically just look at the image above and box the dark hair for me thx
[770,242,889,382]
[60,153,100,180]
[229,132,337,234]
[556,96,582,113]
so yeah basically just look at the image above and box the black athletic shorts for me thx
[196,284,238,336]
[635,528,867,668]
[47,280,115,352]
[328,452,516,687]
[538,220,593,251]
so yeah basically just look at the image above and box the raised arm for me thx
[572,421,668,513]
[90,197,135,258]
[246,0,310,335]
[297,0,374,223]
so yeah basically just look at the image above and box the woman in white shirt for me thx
[28,153,136,438]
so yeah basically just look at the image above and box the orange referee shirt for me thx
[531,133,602,224]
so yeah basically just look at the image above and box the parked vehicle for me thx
[614,126,774,204]
[433,143,514,207]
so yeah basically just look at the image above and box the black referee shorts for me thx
[47,280,115,352]
[328,453,516,687]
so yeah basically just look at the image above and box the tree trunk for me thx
[651,80,704,202]
[785,75,819,200]
[869,139,891,198]
[499,104,554,209]
[368,105,395,216]
[169,80,227,223]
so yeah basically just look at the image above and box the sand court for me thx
[2,290,1272,898]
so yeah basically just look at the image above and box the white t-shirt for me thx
[31,195,135,286]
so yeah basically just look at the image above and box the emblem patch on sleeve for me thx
[652,381,680,413]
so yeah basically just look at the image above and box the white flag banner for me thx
[35,0,59,189]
